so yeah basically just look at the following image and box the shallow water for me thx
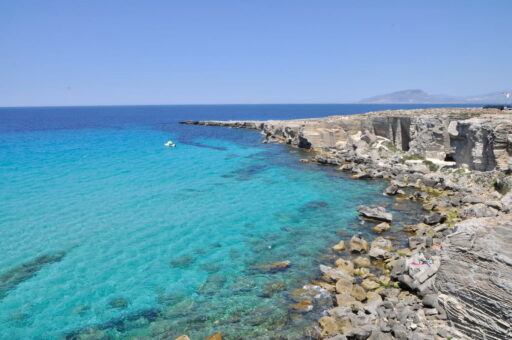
[0,105,458,339]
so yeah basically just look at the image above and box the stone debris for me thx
[357,205,393,222]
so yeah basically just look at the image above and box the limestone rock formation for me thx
[349,233,369,253]
[357,205,393,222]
[435,215,512,340]
[182,108,512,171]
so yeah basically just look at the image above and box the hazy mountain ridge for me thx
[359,89,511,104]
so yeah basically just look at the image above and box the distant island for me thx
[359,89,511,104]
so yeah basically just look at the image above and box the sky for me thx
[1,0,511,106]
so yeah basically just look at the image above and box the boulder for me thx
[332,240,346,251]
[349,233,369,253]
[357,205,393,222]
[501,191,512,212]
[356,267,371,279]
[364,291,383,315]
[422,212,445,225]
[391,253,441,297]
[372,222,391,234]
[320,265,355,283]
[336,293,356,307]
[461,203,499,218]
[350,285,367,301]
[335,258,355,275]
[369,237,393,260]
[352,171,372,179]
[354,256,371,268]
[319,316,339,337]
[336,278,354,294]
[361,279,380,291]
[421,294,438,309]
[344,326,375,340]
[384,184,399,195]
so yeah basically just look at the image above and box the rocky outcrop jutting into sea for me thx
[182,107,512,340]
[182,107,512,171]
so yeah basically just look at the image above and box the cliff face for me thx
[188,108,511,172]
[266,109,512,172]
[436,215,512,340]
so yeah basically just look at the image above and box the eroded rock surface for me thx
[435,215,512,340]
[182,108,512,171]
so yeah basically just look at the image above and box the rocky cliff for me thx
[183,108,512,171]
[182,108,512,340]
[436,215,512,340]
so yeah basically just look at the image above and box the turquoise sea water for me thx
[0,105,473,339]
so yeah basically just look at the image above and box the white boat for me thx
[164,140,176,147]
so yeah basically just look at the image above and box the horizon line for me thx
[0,102,491,109]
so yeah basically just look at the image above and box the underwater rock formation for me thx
[0,250,66,300]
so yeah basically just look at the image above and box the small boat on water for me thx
[164,140,176,147]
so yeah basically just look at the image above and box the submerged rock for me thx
[250,260,291,273]
[261,281,286,297]
[231,276,255,292]
[169,255,196,268]
[301,200,329,211]
[290,300,313,313]
[71,305,90,316]
[197,273,227,295]
[149,320,174,336]
[75,328,110,340]
[0,250,66,300]
[108,297,128,309]
[357,205,393,222]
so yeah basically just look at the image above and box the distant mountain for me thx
[359,89,511,104]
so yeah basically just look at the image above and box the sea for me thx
[0,104,475,340]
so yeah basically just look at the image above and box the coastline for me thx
[181,107,512,340]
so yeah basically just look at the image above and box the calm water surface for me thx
[0,104,474,339]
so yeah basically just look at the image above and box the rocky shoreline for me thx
[181,108,512,340]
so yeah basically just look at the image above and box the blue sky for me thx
[1,0,511,106]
